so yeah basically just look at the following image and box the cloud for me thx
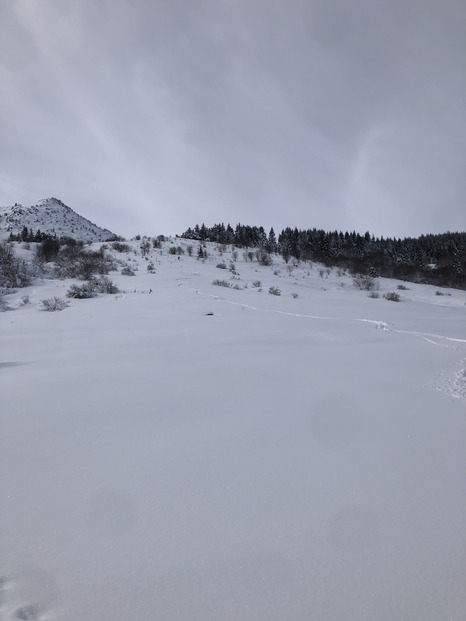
[1,0,465,238]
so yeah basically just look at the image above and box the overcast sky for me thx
[1,0,465,239]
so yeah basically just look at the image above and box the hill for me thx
[182,223,466,290]
[0,197,116,242]
[1,235,465,620]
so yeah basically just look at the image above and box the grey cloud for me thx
[1,0,464,238]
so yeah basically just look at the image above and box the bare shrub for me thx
[0,241,15,264]
[35,238,60,262]
[198,246,209,260]
[186,245,193,256]
[0,293,9,311]
[112,242,131,253]
[96,277,119,294]
[40,297,68,311]
[77,250,109,279]
[269,286,281,296]
[121,266,135,276]
[140,240,151,256]
[232,250,238,261]
[397,284,409,290]
[256,249,272,266]
[353,274,379,291]
[368,291,380,298]
[67,282,96,299]
[384,291,400,302]
[212,279,231,287]
[168,245,185,256]
[252,280,261,288]
[67,276,119,299]
[291,292,299,298]
[0,242,33,288]
[216,262,227,269]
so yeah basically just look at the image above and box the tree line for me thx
[181,223,466,289]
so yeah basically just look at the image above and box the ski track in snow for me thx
[177,279,466,400]
[177,279,466,346]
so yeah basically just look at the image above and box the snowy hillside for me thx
[0,198,115,242]
[1,237,466,621]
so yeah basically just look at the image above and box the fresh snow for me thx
[1,238,466,621]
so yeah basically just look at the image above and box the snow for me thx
[0,198,115,242]
[1,240,466,620]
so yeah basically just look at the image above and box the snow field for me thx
[1,240,466,620]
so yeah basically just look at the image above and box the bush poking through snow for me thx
[111,242,131,253]
[77,251,110,280]
[216,262,227,269]
[97,277,119,294]
[353,274,379,291]
[269,286,281,296]
[291,292,299,298]
[256,249,272,266]
[40,297,69,311]
[368,291,380,299]
[67,277,119,298]
[121,266,135,276]
[384,291,400,302]
[252,280,261,288]
[67,283,96,299]
[397,284,409,290]
[0,241,33,288]
[212,279,231,287]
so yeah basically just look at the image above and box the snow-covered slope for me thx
[1,239,465,621]
[0,197,115,242]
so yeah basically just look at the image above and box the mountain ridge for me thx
[0,197,116,242]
